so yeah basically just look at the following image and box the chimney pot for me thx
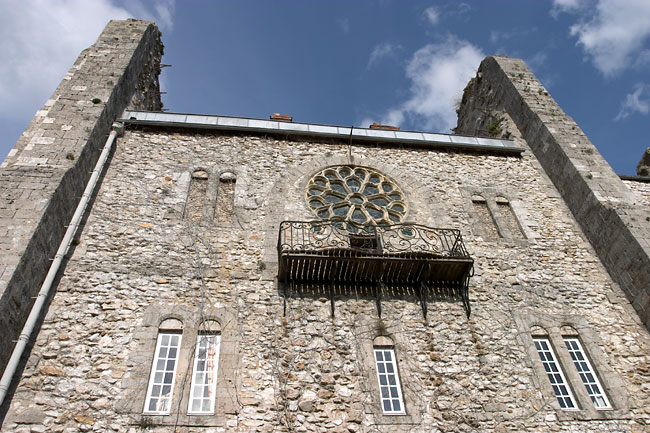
[369,122,399,131]
[270,113,292,122]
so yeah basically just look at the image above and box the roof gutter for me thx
[120,110,525,156]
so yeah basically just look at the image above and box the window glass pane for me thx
[188,333,221,414]
[305,166,406,226]
[144,332,182,414]
[533,337,577,410]
[374,347,405,415]
[563,337,611,409]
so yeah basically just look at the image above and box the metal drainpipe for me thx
[0,122,124,406]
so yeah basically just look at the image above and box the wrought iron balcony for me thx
[277,220,474,317]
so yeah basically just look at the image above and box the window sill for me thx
[136,414,226,427]
[556,407,631,422]
[363,408,420,425]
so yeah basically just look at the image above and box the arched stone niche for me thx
[159,317,184,330]
[373,335,395,347]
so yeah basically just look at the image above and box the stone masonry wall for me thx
[455,56,650,331]
[623,180,650,209]
[2,126,650,432]
[0,20,162,375]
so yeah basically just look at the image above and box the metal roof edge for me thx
[619,174,650,183]
[119,110,524,155]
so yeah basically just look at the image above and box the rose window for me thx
[305,166,407,225]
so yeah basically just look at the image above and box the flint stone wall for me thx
[623,180,650,209]
[2,126,649,432]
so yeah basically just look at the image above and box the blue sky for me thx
[1,0,649,174]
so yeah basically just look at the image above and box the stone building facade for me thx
[1,19,650,433]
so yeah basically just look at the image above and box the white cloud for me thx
[367,43,401,69]
[337,17,350,33]
[615,83,650,120]
[424,7,439,25]
[550,0,585,18]
[368,37,484,132]
[0,0,174,123]
[553,0,650,76]
[489,27,538,44]
[526,51,548,71]
[126,0,175,30]
[452,3,472,16]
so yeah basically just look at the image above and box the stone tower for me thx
[1,21,649,433]
[0,18,162,395]
[456,57,650,331]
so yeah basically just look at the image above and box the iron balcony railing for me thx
[278,220,469,258]
[277,220,474,317]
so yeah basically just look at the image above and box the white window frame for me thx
[563,337,611,409]
[188,333,221,414]
[144,332,182,414]
[373,347,405,415]
[533,337,577,410]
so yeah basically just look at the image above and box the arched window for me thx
[561,332,610,409]
[532,329,577,410]
[144,318,184,414]
[372,335,405,415]
[188,320,221,414]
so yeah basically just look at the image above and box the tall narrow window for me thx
[214,172,236,223]
[496,197,525,239]
[144,332,182,414]
[374,347,405,415]
[471,195,500,239]
[185,169,209,222]
[188,333,221,414]
[533,337,577,410]
[564,337,611,409]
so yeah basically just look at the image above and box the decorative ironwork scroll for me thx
[278,220,469,258]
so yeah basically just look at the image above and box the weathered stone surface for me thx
[0,19,163,375]
[1,125,648,431]
[456,56,650,332]
[636,148,650,176]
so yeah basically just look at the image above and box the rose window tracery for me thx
[305,165,407,226]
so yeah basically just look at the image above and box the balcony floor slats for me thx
[279,253,473,285]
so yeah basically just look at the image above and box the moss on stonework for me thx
[488,118,502,138]
[636,148,650,176]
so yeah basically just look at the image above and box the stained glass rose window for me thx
[305,166,406,225]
